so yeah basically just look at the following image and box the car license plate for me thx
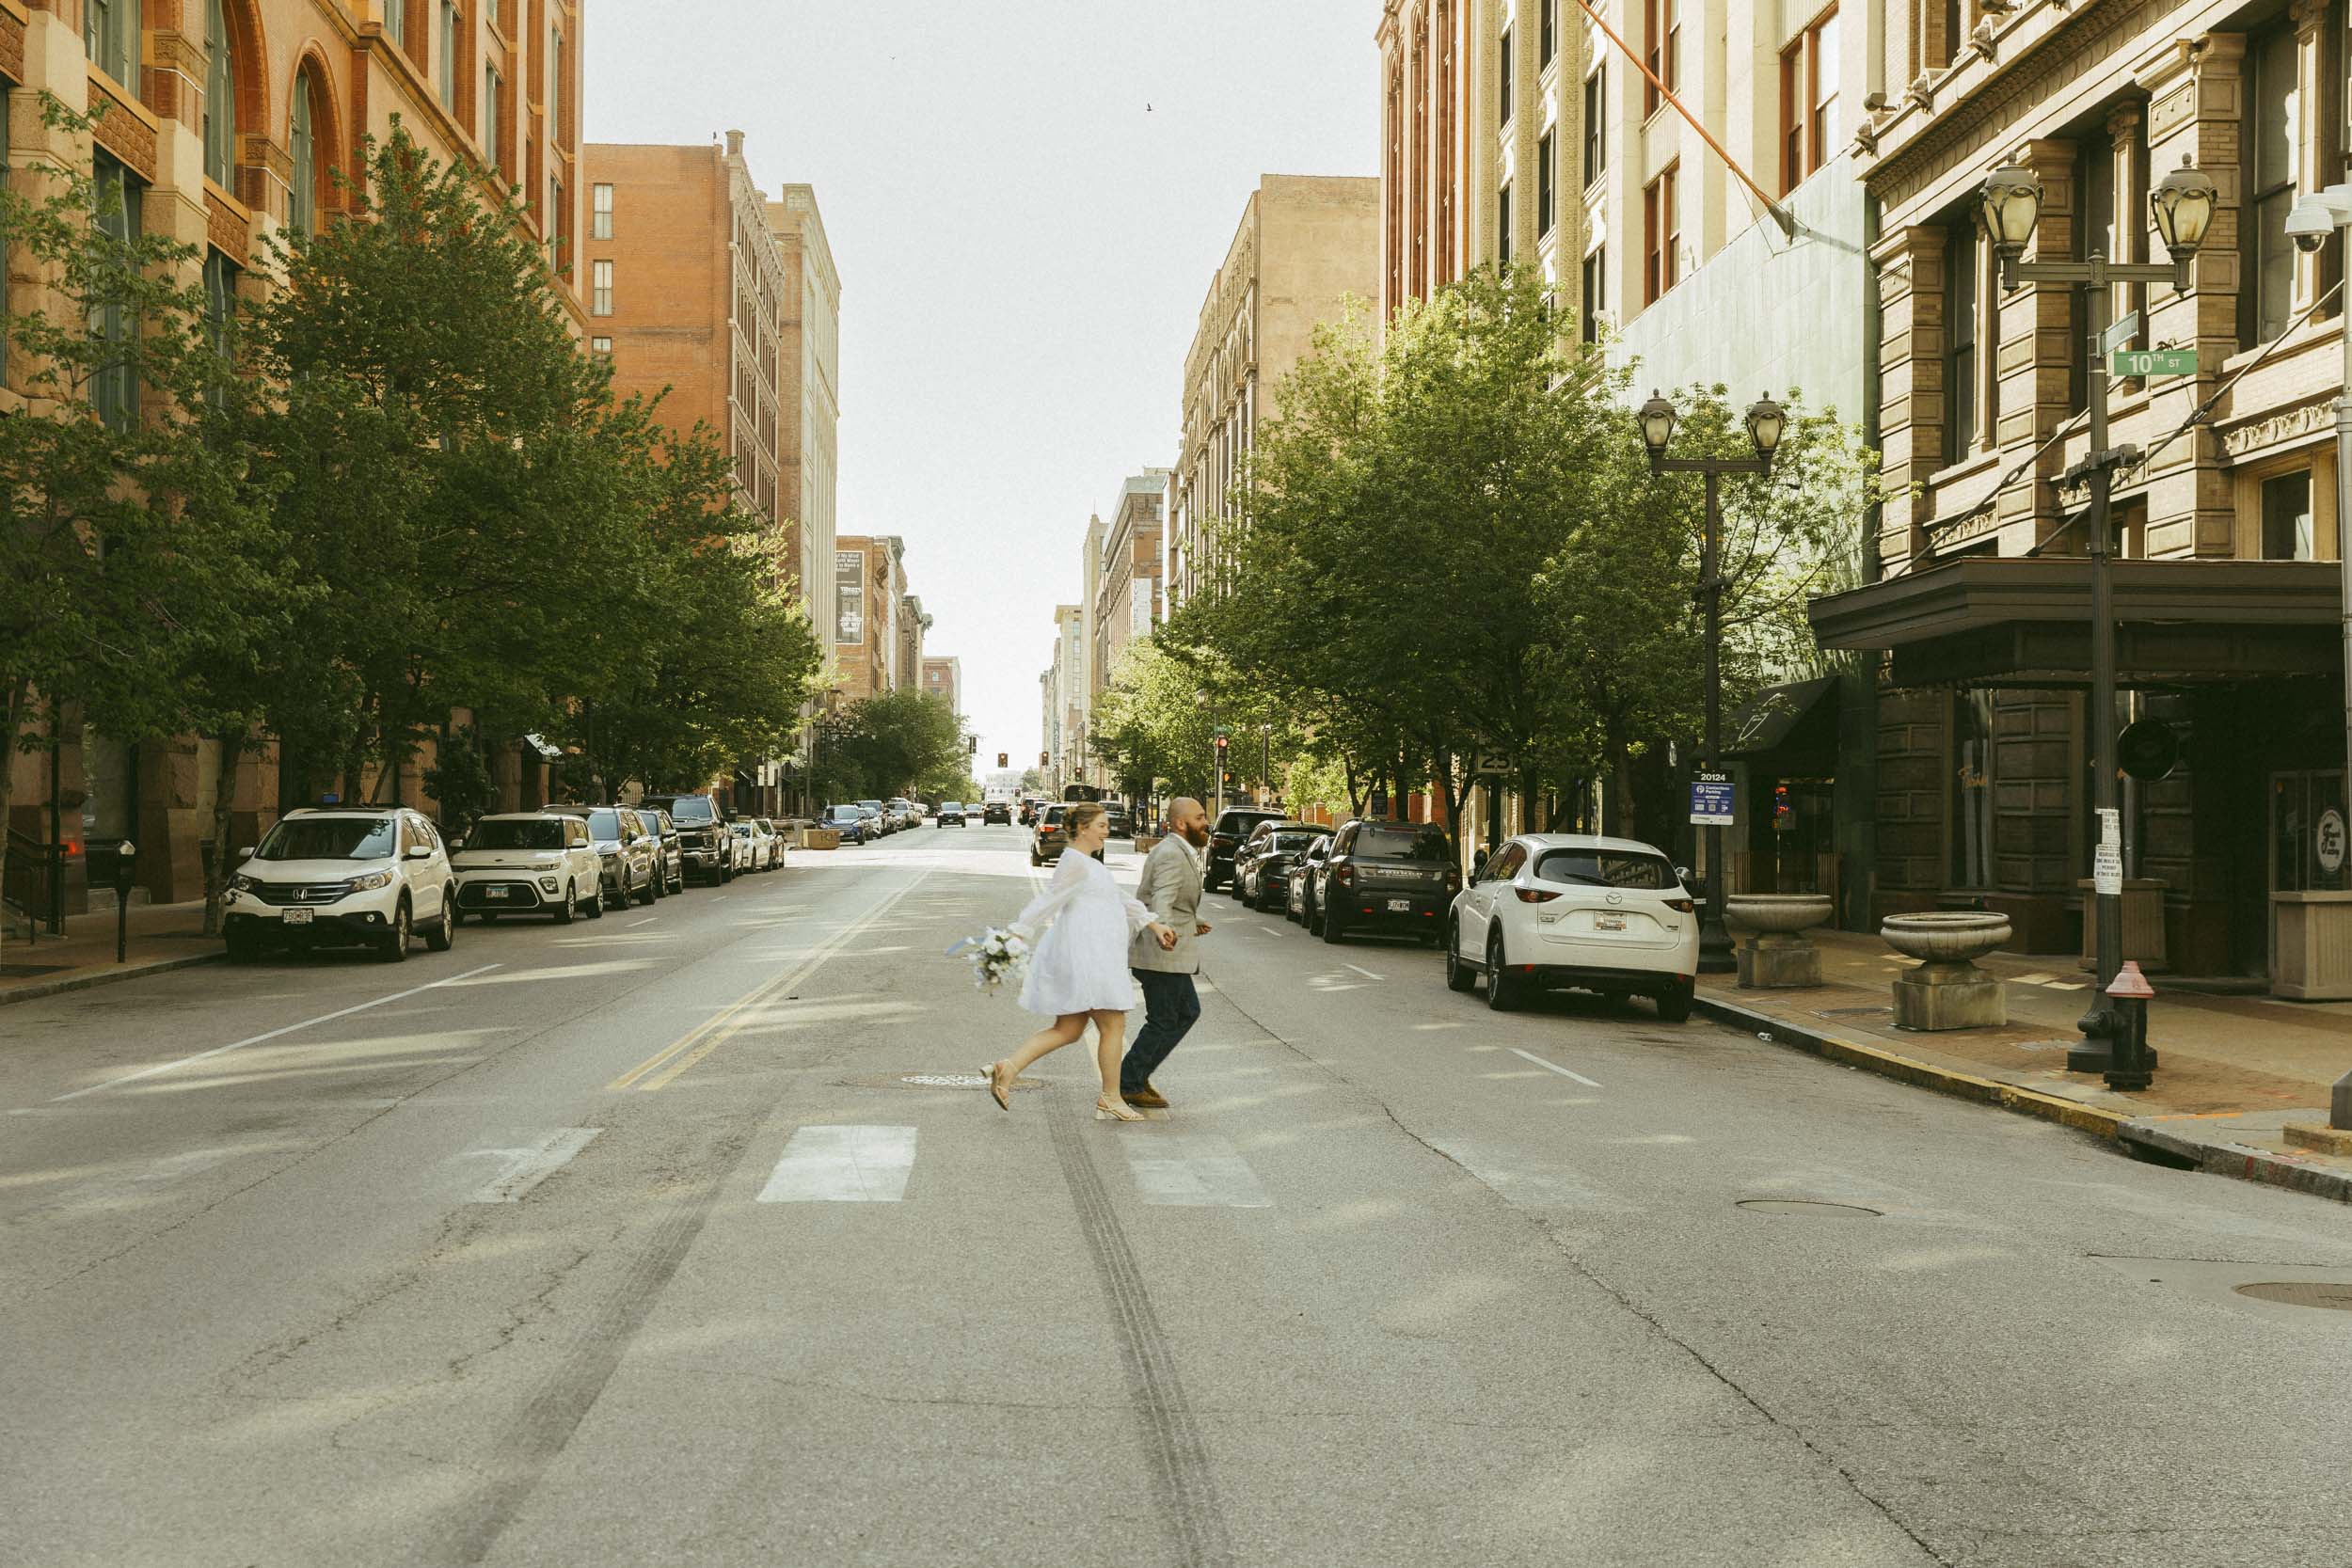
[486,885,511,899]
[282,907,314,926]
[1596,913,1626,932]
[1387,898,1411,912]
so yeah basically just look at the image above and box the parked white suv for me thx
[451,812,605,925]
[1443,833,1698,1020]
[222,807,456,963]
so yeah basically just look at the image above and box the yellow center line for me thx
[607,869,933,1092]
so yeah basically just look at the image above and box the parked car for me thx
[1103,802,1132,839]
[1444,833,1697,1021]
[886,798,921,830]
[1017,798,1041,826]
[856,800,890,836]
[554,804,660,910]
[222,806,457,963]
[823,804,871,845]
[633,806,687,897]
[1312,818,1460,945]
[754,817,788,867]
[936,800,968,827]
[640,793,733,883]
[1205,806,1288,891]
[450,812,605,925]
[985,800,1014,825]
[729,816,780,871]
[1030,802,1070,866]
[1236,825,1326,912]
[1286,832,1335,926]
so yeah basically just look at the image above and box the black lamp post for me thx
[1640,390,1788,974]
[1977,155,2216,1092]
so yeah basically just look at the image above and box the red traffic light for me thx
[996,752,1008,768]
[1214,736,1228,750]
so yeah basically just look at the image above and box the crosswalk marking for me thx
[1121,1132,1273,1209]
[1508,1047,1602,1088]
[463,1127,602,1203]
[757,1125,918,1203]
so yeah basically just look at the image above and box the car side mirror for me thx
[236,846,255,860]
[1467,853,1487,881]
[405,844,433,860]
[1677,866,1693,887]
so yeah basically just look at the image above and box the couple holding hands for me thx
[980,799,1213,1122]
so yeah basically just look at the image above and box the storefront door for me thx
[2269,768,2350,986]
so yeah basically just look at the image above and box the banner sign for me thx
[834,550,864,645]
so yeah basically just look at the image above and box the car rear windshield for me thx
[585,810,623,839]
[1042,806,1067,825]
[1218,813,1279,832]
[1351,825,1452,861]
[258,817,397,861]
[1270,832,1321,852]
[469,819,565,851]
[1534,848,1679,889]
[655,797,715,824]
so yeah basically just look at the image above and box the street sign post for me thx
[2111,347,2197,378]
[1688,771,1734,826]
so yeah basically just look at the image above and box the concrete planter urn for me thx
[801,828,842,851]
[1881,911,2012,1030]
[1725,894,1836,989]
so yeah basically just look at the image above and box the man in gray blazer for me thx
[1121,797,1212,1109]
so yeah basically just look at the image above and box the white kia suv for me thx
[451,812,606,925]
[1443,833,1698,1021]
[223,807,457,963]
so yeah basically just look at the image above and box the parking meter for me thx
[114,840,137,963]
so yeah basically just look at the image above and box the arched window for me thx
[203,0,236,187]
[289,67,315,231]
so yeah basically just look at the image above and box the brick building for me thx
[920,657,961,717]
[3,0,583,911]
[831,534,907,700]
[768,185,841,648]
[1094,471,1168,689]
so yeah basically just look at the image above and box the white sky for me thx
[584,1,1379,774]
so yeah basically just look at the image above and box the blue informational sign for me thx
[1689,771,1734,826]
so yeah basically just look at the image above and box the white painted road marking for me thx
[757,1125,918,1202]
[1508,1047,1602,1088]
[1122,1132,1273,1209]
[1342,962,1384,981]
[627,917,659,928]
[45,964,505,1103]
[464,1128,602,1202]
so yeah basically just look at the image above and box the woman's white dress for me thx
[1012,850,1155,1017]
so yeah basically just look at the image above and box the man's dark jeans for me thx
[1122,969,1200,1094]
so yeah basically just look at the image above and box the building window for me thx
[592,258,612,316]
[289,69,317,233]
[1780,7,1839,193]
[203,0,237,187]
[387,0,405,49]
[483,64,502,173]
[1540,0,1557,69]
[1645,0,1677,115]
[1581,245,1605,342]
[1941,0,1963,69]
[1643,163,1678,303]
[591,182,613,240]
[202,249,238,409]
[549,29,564,143]
[2261,470,2314,560]
[1498,26,1513,125]
[1949,690,1995,889]
[1537,131,1556,236]
[1947,220,1979,457]
[1498,182,1512,266]
[590,336,612,355]
[1582,65,1605,186]
[92,153,143,430]
[2245,24,2298,347]
[86,0,141,88]
[439,0,461,109]
[547,174,563,269]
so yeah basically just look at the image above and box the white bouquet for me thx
[947,925,1031,994]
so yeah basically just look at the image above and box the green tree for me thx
[813,688,966,803]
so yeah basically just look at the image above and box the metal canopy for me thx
[1807,558,2343,688]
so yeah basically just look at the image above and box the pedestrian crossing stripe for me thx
[757,1125,918,1202]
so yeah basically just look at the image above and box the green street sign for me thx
[2111,347,2197,377]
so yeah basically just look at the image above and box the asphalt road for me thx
[4,821,2350,1567]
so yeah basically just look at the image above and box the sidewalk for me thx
[1698,928,2352,1204]
[0,898,221,1006]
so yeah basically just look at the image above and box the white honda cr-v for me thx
[221,807,457,964]
[1443,833,1698,1020]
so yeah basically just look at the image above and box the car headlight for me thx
[600,850,618,865]
[230,873,259,893]
[531,857,561,870]
[345,870,395,893]
[538,876,561,893]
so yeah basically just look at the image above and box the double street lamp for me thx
[1639,391,1789,974]
[1975,155,2217,1092]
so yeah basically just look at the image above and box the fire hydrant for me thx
[2103,958,2154,1092]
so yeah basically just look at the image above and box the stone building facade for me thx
[1808,0,2351,988]
[3,0,583,911]
[1168,175,1378,606]
[1095,471,1168,691]
[768,184,839,644]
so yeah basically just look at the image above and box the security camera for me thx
[2286,199,2335,254]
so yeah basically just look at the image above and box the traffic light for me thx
[996,752,1008,768]
[1214,736,1228,752]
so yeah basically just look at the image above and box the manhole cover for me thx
[837,1071,1044,1092]
[1736,1198,1883,1218]
[2233,1281,2352,1311]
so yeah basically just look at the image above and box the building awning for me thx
[1724,676,1840,758]
[1806,558,2343,688]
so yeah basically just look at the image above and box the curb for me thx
[0,950,225,1007]
[1693,993,2127,1141]
[2116,1118,2352,1207]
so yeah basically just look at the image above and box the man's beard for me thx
[1180,821,1210,847]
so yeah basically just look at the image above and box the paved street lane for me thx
[6,823,2350,1566]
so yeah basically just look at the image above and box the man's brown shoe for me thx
[1123,1085,1169,1109]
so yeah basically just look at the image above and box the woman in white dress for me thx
[983,802,1176,1122]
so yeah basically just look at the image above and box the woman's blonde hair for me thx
[1064,801,1108,837]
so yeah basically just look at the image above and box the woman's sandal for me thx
[982,1062,1010,1112]
[1094,1094,1144,1122]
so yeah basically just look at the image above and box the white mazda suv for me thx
[1443,833,1698,1021]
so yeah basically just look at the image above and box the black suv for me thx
[639,792,732,884]
[983,800,1012,825]
[1205,806,1288,891]
[1314,818,1460,944]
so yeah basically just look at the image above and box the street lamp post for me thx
[1259,723,1272,805]
[1978,156,2216,1093]
[1640,391,1788,974]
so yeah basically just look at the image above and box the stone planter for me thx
[800,828,842,851]
[1881,911,2012,1030]
[1133,833,1161,855]
[1725,894,1835,989]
